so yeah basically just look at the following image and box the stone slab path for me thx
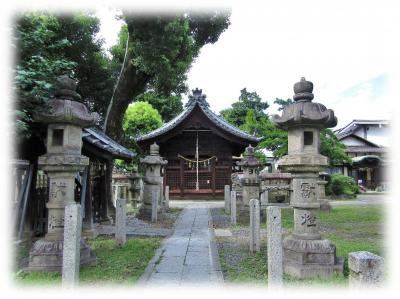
[140,203,223,286]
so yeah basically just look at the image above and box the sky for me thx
[94,0,398,130]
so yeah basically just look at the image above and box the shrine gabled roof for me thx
[83,127,135,160]
[136,88,261,143]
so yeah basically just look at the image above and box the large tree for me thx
[104,12,231,142]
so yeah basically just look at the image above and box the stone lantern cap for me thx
[140,142,168,165]
[34,75,98,127]
[236,144,261,167]
[271,77,337,130]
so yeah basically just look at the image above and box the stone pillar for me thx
[82,165,96,238]
[115,198,127,246]
[236,145,260,223]
[224,185,231,214]
[271,77,343,278]
[317,179,332,213]
[138,143,167,220]
[249,198,260,253]
[28,75,97,272]
[165,185,170,210]
[62,203,82,287]
[230,190,237,225]
[267,206,283,287]
[349,251,384,287]
[260,190,268,207]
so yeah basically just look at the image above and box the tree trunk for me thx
[104,52,150,143]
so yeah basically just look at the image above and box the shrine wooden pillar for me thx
[211,158,216,197]
[180,158,184,197]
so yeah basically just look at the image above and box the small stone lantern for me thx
[138,143,167,220]
[28,75,98,271]
[271,77,343,278]
[236,145,261,223]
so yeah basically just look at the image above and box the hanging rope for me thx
[177,154,217,164]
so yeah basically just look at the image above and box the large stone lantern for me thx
[236,145,261,223]
[28,75,98,271]
[271,77,343,278]
[138,143,167,220]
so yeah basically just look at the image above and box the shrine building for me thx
[136,89,260,198]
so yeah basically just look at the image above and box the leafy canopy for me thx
[122,101,162,141]
[104,12,231,142]
[14,12,114,140]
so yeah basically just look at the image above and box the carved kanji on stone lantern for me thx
[272,77,343,278]
[28,75,98,271]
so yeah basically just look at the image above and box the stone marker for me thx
[260,190,268,207]
[115,198,127,246]
[267,206,283,287]
[349,251,384,286]
[249,198,260,253]
[165,185,170,209]
[224,185,231,214]
[62,203,82,287]
[151,189,158,222]
[230,190,237,225]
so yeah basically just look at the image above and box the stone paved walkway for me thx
[141,203,223,286]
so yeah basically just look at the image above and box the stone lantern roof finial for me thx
[293,77,314,102]
[150,142,160,156]
[54,75,82,101]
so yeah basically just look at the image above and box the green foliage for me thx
[14,12,114,140]
[14,13,77,138]
[273,98,293,111]
[105,12,230,141]
[220,88,269,128]
[135,91,183,122]
[326,173,359,197]
[122,101,162,143]
[320,128,352,165]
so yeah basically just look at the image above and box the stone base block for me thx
[27,239,96,272]
[283,236,344,278]
[137,205,154,221]
[284,257,344,279]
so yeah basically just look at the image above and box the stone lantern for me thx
[271,77,343,278]
[28,75,98,271]
[138,142,167,220]
[236,144,261,223]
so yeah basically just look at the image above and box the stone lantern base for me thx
[283,236,344,278]
[27,239,96,272]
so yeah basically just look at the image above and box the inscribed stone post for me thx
[151,189,158,222]
[267,206,283,287]
[260,190,268,207]
[115,198,127,246]
[249,198,260,253]
[349,251,384,287]
[62,203,82,287]
[230,190,237,225]
[224,185,231,214]
[165,185,170,209]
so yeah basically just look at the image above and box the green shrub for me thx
[326,174,359,197]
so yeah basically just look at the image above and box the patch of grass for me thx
[218,204,385,286]
[15,237,162,285]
